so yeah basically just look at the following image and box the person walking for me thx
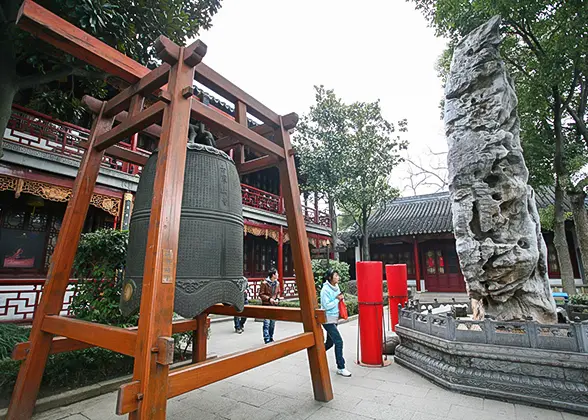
[320,268,352,377]
[234,288,249,334]
[259,268,280,344]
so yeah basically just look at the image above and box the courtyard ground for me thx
[32,317,584,420]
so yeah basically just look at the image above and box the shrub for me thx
[0,324,133,396]
[70,229,137,326]
[0,324,30,360]
[311,259,350,298]
[570,293,588,306]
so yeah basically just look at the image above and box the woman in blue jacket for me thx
[320,269,352,377]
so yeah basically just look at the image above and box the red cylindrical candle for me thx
[356,261,384,366]
[386,264,408,332]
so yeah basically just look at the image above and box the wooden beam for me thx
[83,95,162,139]
[237,155,279,175]
[17,0,147,84]
[12,319,202,361]
[85,94,289,156]
[116,333,315,414]
[16,1,287,134]
[206,304,326,324]
[6,105,114,419]
[277,117,333,402]
[194,63,281,128]
[190,99,284,158]
[94,102,166,152]
[103,64,171,117]
[154,36,207,68]
[41,316,137,357]
[129,44,197,420]
[77,137,149,167]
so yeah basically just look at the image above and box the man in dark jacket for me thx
[259,268,280,343]
[234,288,249,333]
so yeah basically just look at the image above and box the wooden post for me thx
[278,226,284,296]
[129,45,198,420]
[7,105,114,419]
[277,119,333,402]
[192,314,208,363]
[413,238,421,292]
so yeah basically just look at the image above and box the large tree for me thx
[295,86,407,261]
[411,0,588,295]
[0,0,222,157]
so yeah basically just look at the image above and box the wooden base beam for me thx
[116,332,315,415]
[13,318,205,361]
[207,304,326,324]
[41,316,137,357]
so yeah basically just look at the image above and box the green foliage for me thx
[295,86,408,259]
[538,205,572,232]
[0,324,30,360]
[570,294,588,306]
[0,324,133,395]
[411,0,588,190]
[70,229,137,326]
[311,259,350,297]
[1,0,222,125]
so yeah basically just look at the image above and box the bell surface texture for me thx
[121,142,246,318]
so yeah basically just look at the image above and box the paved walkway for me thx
[34,318,584,420]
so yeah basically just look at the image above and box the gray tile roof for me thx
[348,186,587,239]
[366,192,453,238]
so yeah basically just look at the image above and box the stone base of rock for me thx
[395,325,588,415]
[383,333,400,355]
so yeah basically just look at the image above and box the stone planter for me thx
[394,308,588,415]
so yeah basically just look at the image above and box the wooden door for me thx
[423,246,465,292]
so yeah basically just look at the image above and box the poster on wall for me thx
[1,230,46,269]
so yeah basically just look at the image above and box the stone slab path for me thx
[33,318,584,420]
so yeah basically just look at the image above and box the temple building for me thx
[340,191,586,293]
[0,93,332,322]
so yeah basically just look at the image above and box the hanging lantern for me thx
[120,136,247,318]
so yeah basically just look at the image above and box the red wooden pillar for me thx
[278,226,284,296]
[413,238,421,292]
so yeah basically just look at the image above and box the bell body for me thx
[121,143,246,318]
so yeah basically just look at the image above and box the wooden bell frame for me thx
[7,1,333,418]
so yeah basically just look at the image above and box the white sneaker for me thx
[337,368,352,377]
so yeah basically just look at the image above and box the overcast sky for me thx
[198,0,449,195]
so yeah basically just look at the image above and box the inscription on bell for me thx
[161,249,174,284]
[121,142,246,318]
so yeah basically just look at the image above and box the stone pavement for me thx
[34,318,584,420]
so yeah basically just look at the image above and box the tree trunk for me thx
[0,21,18,159]
[553,90,576,295]
[328,196,338,261]
[361,217,370,261]
[569,190,588,282]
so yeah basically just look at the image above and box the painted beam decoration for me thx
[445,16,557,323]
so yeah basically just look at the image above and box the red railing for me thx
[0,277,296,323]
[5,105,331,228]
[6,105,150,175]
[245,277,298,300]
[0,279,77,323]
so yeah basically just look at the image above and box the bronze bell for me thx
[120,127,246,318]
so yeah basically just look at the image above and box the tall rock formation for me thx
[445,16,557,323]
